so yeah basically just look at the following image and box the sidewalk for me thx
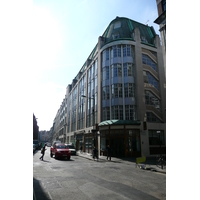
[77,151,166,174]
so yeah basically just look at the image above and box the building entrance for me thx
[100,128,141,158]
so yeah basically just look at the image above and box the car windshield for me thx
[56,145,67,149]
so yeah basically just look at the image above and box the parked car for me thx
[50,143,71,160]
[65,144,76,155]
[33,144,36,153]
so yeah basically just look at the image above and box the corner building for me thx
[54,17,166,158]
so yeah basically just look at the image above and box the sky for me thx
[31,0,160,131]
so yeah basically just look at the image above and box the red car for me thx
[50,143,71,160]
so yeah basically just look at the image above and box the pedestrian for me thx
[39,143,47,161]
[106,145,111,161]
[93,146,98,160]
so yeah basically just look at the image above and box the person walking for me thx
[106,145,111,161]
[39,143,47,161]
[93,146,98,160]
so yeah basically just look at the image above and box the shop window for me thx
[149,130,165,145]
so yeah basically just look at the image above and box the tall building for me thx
[154,0,166,76]
[53,16,166,158]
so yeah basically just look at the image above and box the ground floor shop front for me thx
[72,120,166,158]
[100,128,141,157]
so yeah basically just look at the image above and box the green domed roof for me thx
[102,16,156,46]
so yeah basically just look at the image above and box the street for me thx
[33,147,166,200]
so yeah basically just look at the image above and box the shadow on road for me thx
[52,158,75,162]
[33,178,50,200]
[42,160,51,163]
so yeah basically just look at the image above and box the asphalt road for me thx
[33,147,166,200]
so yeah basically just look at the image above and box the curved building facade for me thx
[52,17,166,158]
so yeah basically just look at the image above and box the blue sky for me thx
[32,0,160,130]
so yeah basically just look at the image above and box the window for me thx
[112,45,121,58]
[124,83,128,97]
[111,64,122,77]
[113,46,117,57]
[142,54,157,72]
[111,48,113,59]
[127,63,133,76]
[111,84,122,98]
[88,67,91,80]
[124,83,135,98]
[103,87,106,100]
[114,21,121,29]
[95,59,98,72]
[145,90,160,111]
[119,84,122,97]
[106,50,109,60]
[103,66,109,80]
[111,84,115,98]
[141,36,148,43]
[124,63,133,77]
[123,45,126,57]
[103,50,109,61]
[143,71,159,90]
[117,46,121,57]
[149,130,165,145]
[119,105,123,120]
[95,75,97,87]
[117,64,122,77]
[124,64,128,77]
[128,83,134,97]
[114,67,117,77]
[127,45,131,56]
[147,112,162,123]
[147,73,159,90]
[114,85,118,98]
[106,86,109,99]
[111,105,122,120]
[103,107,110,121]
[125,105,137,120]
[112,33,120,39]
[125,105,129,120]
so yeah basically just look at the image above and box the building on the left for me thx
[33,113,39,140]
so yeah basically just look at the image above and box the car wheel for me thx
[67,156,70,160]
[50,152,53,157]
[55,153,58,159]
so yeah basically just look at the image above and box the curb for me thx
[78,153,166,174]
[138,164,166,174]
